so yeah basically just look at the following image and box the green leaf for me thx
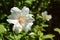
[0,24,6,34]
[0,37,2,40]
[38,31,43,37]
[14,34,23,40]
[42,34,55,39]
[25,0,33,4]
[41,24,48,27]
[0,3,2,6]
[0,14,7,20]
[39,38,43,40]
[54,28,60,34]
[33,25,40,33]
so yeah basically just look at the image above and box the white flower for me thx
[7,6,35,33]
[41,11,52,21]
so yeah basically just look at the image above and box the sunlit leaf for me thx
[54,28,60,34]
[42,34,55,39]
[0,24,6,34]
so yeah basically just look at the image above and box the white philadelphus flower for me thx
[41,11,52,21]
[7,6,35,33]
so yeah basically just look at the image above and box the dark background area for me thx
[48,0,60,40]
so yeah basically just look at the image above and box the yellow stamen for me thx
[18,17,25,24]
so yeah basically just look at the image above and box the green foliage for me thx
[0,24,6,34]
[0,0,55,40]
[54,28,60,34]
[42,34,55,40]
[0,37,2,40]
[25,0,33,4]
[0,14,7,20]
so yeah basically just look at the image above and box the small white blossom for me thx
[41,11,52,21]
[7,6,35,33]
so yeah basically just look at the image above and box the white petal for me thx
[22,6,29,15]
[25,23,33,32]
[26,14,33,18]
[25,14,35,23]
[41,11,52,21]
[7,14,19,19]
[13,23,22,33]
[9,7,21,19]
[46,15,52,21]
[26,18,35,23]
[10,7,21,13]
[7,19,18,24]
[42,11,47,17]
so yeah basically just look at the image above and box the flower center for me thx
[18,17,25,24]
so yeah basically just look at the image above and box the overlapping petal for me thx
[25,22,33,32]
[10,7,21,13]
[13,23,22,33]
[46,15,52,21]
[22,6,29,14]
[7,19,18,24]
